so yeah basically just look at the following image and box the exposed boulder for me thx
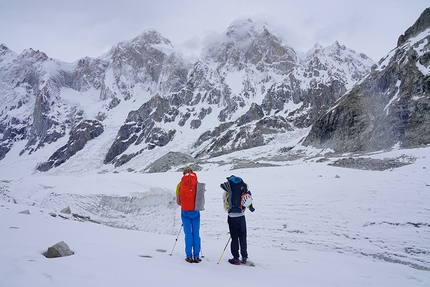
[44,241,74,258]
[144,151,197,173]
[329,155,416,171]
[61,206,71,214]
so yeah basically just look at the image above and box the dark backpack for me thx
[226,175,248,213]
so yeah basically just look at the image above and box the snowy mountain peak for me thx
[328,41,346,54]
[225,18,270,39]
[0,44,13,55]
[397,7,430,46]
[298,40,373,93]
[108,29,175,58]
[309,42,324,52]
[203,18,297,73]
[17,48,51,63]
[377,9,430,73]
[0,44,16,63]
[127,29,173,49]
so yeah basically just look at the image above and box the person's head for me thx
[183,166,193,174]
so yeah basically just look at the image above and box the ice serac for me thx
[303,8,430,152]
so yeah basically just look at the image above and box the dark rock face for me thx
[303,10,430,153]
[397,8,430,46]
[236,103,265,126]
[103,94,179,164]
[37,120,104,171]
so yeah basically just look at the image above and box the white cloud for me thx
[0,0,428,62]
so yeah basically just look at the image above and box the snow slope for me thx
[1,146,430,286]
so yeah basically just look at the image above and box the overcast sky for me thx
[0,0,428,63]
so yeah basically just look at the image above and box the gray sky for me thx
[0,0,428,63]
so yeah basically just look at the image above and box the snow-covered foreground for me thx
[1,147,430,286]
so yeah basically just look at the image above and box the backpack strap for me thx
[220,181,232,211]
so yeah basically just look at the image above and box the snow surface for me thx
[1,145,430,286]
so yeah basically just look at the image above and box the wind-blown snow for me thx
[1,145,430,287]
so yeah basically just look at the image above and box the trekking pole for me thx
[169,224,182,256]
[217,237,231,264]
[199,237,206,258]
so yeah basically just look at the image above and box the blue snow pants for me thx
[181,210,201,258]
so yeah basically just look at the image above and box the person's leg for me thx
[228,216,240,259]
[191,211,201,258]
[181,210,193,258]
[238,216,248,260]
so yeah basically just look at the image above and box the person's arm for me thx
[176,183,181,205]
[245,184,255,212]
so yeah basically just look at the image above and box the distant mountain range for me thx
[0,8,429,173]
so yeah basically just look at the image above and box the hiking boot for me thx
[185,257,193,263]
[240,257,247,264]
[193,257,202,263]
[228,258,240,265]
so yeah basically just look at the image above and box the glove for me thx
[249,204,255,212]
